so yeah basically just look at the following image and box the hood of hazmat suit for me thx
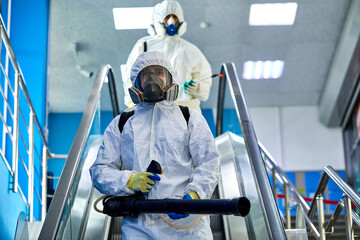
[148,0,187,37]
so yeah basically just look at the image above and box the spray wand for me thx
[193,73,224,83]
[183,73,224,92]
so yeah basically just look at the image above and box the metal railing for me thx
[261,140,360,240]
[259,144,321,237]
[0,15,66,222]
[38,65,119,240]
[216,62,287,239]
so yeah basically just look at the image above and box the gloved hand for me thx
[127,172,161,193]
[183,80,200,96]
[168,191,199,220]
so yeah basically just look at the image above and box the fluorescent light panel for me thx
[249,3,297,26]
[113,7,153,30]
[243,60,284,80]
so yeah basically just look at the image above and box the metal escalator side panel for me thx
[216,132,269,240]
[56,136,105,239]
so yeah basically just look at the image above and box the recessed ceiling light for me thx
[243,60,284,80]
[249,3,297,26]
[272,60,285,78]
[113,7,153,30]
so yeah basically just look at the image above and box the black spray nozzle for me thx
[102,196,251,218]
[147,160,163,174]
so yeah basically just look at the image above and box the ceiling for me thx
[48,0,350,113]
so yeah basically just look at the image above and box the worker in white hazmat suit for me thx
[90,51,219,240]
[123,0,212,112]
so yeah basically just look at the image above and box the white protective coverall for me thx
[123,0,212,111]
[90,51,219,240]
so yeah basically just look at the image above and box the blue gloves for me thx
[168,194,191,219]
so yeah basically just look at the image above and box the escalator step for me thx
[212,232,224,240]
[109,217,122,240]
[110,234,122,240]
[210,215,222,231]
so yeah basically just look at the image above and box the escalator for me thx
[35,63,288,239]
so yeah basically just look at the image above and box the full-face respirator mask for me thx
[128,65,179,104]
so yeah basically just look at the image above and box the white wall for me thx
[248,106,345,171]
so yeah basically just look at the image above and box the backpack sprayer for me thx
[94,160,251,228]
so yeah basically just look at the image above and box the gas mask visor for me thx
[129,65,179,104]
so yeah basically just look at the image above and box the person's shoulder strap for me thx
[118,106,190,133]
[118,110,135,133]
[178,105,190,126]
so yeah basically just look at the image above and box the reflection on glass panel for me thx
[220,160,240,199]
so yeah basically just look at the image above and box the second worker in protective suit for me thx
[123,0,212,112]
[90,51,219,240]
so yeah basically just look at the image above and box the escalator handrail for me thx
[38,65,119,240]
[216,62,287,239]
[216,66,226,137]
[107,68,120,117]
